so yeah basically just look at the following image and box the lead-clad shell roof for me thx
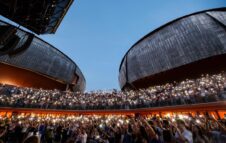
[0,19,86,92]
[119,8,226,89]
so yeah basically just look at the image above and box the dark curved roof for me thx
[0,19,86,91]
[0,0,74,34]
[119,7,226,89]
[119,7,226,71]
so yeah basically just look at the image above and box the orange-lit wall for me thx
[0,101,225,118]
[0,63,66,90]
[218,111,226,119]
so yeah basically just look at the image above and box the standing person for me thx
[81,129,87,143]
[54,125,62,143]
[0,125,7,143]
[175,120,193,143]
[38,122,46,143]
[122,124,133,143]
[191,125,209,143]
[75,129,82,143]
[139,117,161,143]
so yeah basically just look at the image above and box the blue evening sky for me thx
[39,0,226,91]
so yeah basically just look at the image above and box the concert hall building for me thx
[0,20,85,92]
[119,8,226,89]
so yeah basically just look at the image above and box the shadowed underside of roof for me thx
[0,0,74,34]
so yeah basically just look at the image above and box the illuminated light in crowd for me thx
[84,117,89,121]
[196,119,201,124]
[119,119,124,124]
[105,119,110,124]
[178,115,183,119]
[183,115,189,120]
[96,135,100,139]
[99,124,103,128]
[126,119,130,124]
[199,115,203,118]
[165,113,170,118]
[210,114,216,120]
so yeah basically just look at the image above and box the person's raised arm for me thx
[139,117,158,139]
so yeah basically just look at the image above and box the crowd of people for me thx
[0,113,225,143]
[0,73,225,143]
[0,73,226,110]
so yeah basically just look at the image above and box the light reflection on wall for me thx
[0,63,66,90]
[0,79,19,87]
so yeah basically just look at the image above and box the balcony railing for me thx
[0,91,225,111]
